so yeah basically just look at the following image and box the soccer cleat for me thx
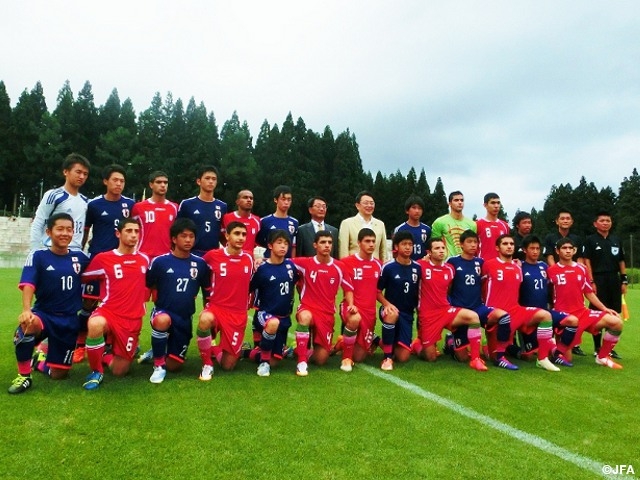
[340,358,354,372]
[536,358,561,372]
[469,358,488,371]
[199,364,214,381]
[282,345,295,359]
[552,351,573,367]
[137,348,153,364]
[72,346,86,363]
[493,357,519,370]
[609,350,622,360]
[296,361,308,377]
[83,371,104,390]
[257,362,271,377]
[381,357,394,371]
[595,356,623,370]
[149,366,167,384]
[8,374,32,394]
[571,345,586,356]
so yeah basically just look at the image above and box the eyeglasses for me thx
[312,203,327,209]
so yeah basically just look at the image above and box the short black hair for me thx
[273,185,292,199]
[521,234,542,249]
[355,191,375,203]
[358,227,376,242]
[495,233,514,246]
[459,229,478,243]
[47,212,73,230]
[314,230,333,243]
[62,153,90,171]
[483,192,500,204]
[268,229,290,245]
[426,237,445,251]
[102,164,126,181]
[392,230,413,248]
[448,190,463,202]
[226,221,247,234]
[555,237,576,249]
[117,217,140,232]
[404,195,425,211]
[512,211,531,229]
[149,170,168,183]
[307,196,327,208]
[170,217,197,240]
[197,165,219,179]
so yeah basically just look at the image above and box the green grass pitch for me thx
[0,267,638,479]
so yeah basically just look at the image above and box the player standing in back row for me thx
[131,171,178,260]
[476,192,510,260]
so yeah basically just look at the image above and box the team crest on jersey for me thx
[215,209,222,220]
[330,278,335,285]
[190,267,198,279]
[72,262,81,274]
[288,223,295,235]
[412,273,418,283]
[288,270,294,280]
[611,246,619,255]
[122,207,130,217]
[141,266,147,273]
[475,264,481,275]
[421,231,428,242]
[244,266,249,273]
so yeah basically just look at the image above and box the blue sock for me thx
[151,328,169,359]
[497,314,511,343]
[560,327,577,349]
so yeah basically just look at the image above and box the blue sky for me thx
[2,1,639,218]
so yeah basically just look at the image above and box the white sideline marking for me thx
[359,364,636,480]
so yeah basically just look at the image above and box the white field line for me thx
[358,364,636,480]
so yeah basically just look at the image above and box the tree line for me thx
[1,80,639,265]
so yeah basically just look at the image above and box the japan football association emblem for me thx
[73,262,81,274]
[215,210,222,220]
[288,270,294,280]
[122,208,130,217]
[190,267,198,279]
[288,224,295,235]
[421,231,428,242]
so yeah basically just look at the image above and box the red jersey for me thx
[222,211,261,254]
[131,199,179,259]
[82,249,150,319]
[293,256,353,317]
[340,254,382,319]
[476,218,510,260]
[417,260,456,313]
[203,247,254,313]
[482,257,523,310]
[548,262,593,314]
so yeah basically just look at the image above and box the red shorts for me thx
[339,303,377,350]
[507,306,542,337]
[204,304,248,357]
[418,306,460,346]
[92,307,142,361]
[299,304,335,352]
[570,308,606,347]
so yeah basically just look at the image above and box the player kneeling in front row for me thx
[248,229,299,376]
[145,218,210,383]
[81,218,150,390]
[339,228,383,371]
[377,231,421,371]
[196,222,254,380]
[414,238,487,371]
[292,231,357,376]
[548,238,624,369]
[8,213,90,394]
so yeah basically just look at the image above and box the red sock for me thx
[598,331,620,358]
[468,328,481,360]
[342,334,356,361]
[295,331,309,363]
[197,335,213,366]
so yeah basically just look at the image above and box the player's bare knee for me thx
[110,356,131,377]
[395,348,411,363]
[165,357,182,372]
[265,318,280,334]
[198,312,214,330]
[296,310,312,326]
[311,347,330,365]
[49,368,69,380]
[87,316,106,336]
[152,314,171,331]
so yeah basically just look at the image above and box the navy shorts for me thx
[151,308,193,362]
[253,310,292,359]
[378,307,415,350]
[33,309,79,368]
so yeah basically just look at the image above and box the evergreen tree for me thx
[0,81,13,210]
[617,169,640,267]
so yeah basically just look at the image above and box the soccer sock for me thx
[249,348,262,363]
[86,336,106,373]
[76,308,91,346]
[495,314,511,356]
[467,324,482,360]
[536,321,553,360]
[342,327,357,361]
[151,328,169,362]
[558,327,577,354]
[593,331,603,352]
[598,330,621,358]
[196,329,213,366]
[520,331,538,353]
[15,330,35,376]
[260,330,276,362]
[381,321,395,358]
[211,344,223,365]
[253,330,262,348]
[295,327,310,363]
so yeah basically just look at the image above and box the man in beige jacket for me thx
[339,191,387,261]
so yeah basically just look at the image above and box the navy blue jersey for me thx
[377,260,421,314]
[146,253,210,317]
[519,261,550,309]
[85,195,135,256]
[250,259,298,317]
[19,248,90,316]
[257,214,299,257]
[177,196,227,254]
[447,255,484,309]
[393,222,431,260]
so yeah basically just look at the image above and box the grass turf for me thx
[0,267,638,479]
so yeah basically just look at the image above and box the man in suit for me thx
[296,196,339,258]
[339,191,387,261]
